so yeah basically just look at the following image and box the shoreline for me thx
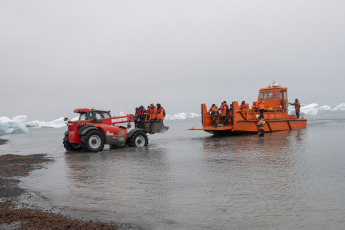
[0,154,119,229]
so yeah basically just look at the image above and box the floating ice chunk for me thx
[301,103,319,116]
[71,117,79,121]
[0,115,28,134]
[332,103,345,111]
[319,105,332,111]
[166,113,200,120]
[27,117,67,128]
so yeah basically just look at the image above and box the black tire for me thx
[63,135,81,151]
[127,131,148,147]
[81,130,105,152]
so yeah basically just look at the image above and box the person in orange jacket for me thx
[211,105,219,127]
[208,104,216,114]
[257,117,265,136]
[155,103,165,120]
[289,99,301,119]
[148,103,156,121]
[219,101,229,125]
[252,101,258,112]
[258,99,265,118]
[240,101,247,113]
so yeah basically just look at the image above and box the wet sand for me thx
[0,154,118,229]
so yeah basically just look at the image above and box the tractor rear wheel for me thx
[128,131,148,147]
[63,135,81,151]
[81,130,105,152]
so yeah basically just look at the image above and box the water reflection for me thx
[200,130,308,229]
[64,146,171,229]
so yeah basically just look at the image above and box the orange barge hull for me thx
[189,85,307,135]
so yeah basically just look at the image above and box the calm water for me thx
[1,115,345,229]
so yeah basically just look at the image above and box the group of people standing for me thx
[240,100,265,119]
[208,101,232,127]
[135,103,165,122]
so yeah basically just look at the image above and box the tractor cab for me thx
[258,83,288,112]
[74,108,111,121]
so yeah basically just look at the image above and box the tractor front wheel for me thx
[81,130,105,152]
[128,131,148,147]
[63,135,81,151]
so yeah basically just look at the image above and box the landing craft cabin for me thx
[189,84,307,135]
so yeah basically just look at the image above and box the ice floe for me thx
[0,115,28,134]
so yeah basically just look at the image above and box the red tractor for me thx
[63,108,167,152]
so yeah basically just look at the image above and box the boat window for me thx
[264,92,272,99]
[79,113,86,121]
[272,91,278,99]
[258,92,264,99]
[279,91,283,99]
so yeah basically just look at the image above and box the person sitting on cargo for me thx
[156,103,165,121]
[289,99,301,119]
[257,117,265,136]
[148,103,157,121]
[211,105,219,127]
[140,106,147,121]
[258,99,265,118]
[145,106,151,122]
[208,104,216,114]
[219,101,229,125]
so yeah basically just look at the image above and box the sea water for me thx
[1,113,345,229]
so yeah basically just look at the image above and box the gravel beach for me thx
[0,153,118,230]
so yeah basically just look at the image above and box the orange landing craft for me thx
[189,84,307,135]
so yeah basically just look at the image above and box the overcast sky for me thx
[1,0,344,120]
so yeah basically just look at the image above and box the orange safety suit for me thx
[219,103,228,117]
[257,119,265,136]
[156,107,165,120]
[252,102,258,111]
[148,106,156,120]
[258,100,265,110]
[208,106,214,113]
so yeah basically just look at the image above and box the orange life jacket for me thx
[149,107,156,120]
[220,103,228,116]
[156,107,165,120]
[258,100,265,110]
[211,106,219,115]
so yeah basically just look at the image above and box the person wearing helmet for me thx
[289,99,301,119]
[156,103,165,120]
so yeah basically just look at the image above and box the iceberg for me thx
[165,113,200,120]
[319,105,332,111]
[332,103,345,111]
[0,115,28,134]
[300,103,319,116]
[27,117,67,128]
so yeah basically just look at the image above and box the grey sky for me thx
[1,0,344,121]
